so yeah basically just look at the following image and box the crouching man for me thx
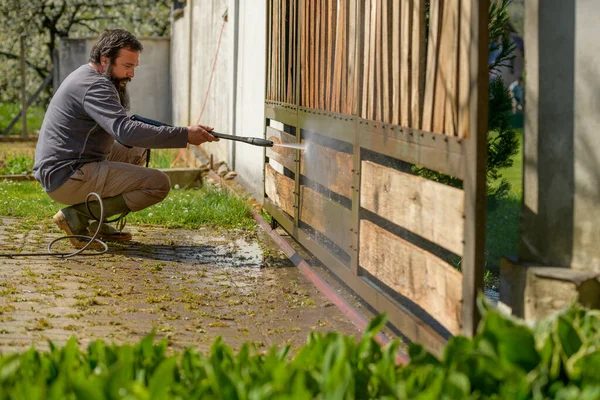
[33,29,218,249]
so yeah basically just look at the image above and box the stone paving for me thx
[0,217,359,354]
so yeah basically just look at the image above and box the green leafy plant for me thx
[1,303,599,399]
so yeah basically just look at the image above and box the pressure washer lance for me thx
[130,114,274,147]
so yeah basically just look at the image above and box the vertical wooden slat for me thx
[400,0,412,126]
[340,0,348,114]
[458,0,472,138]
[282,0,287,102]
[296,0,307,106]
[411,0,426,129]
[391,0,401,125]
[326,0,335,110]
[347,0,358,115]
[267,0,273,100]
[421,0,442,131]
[361,0,371,118]
[274,0,280,101]
[443,0,459,136]
[320,0,327,109]
[311,0,317,108]
[367,0,376,120]
[462,0,489,338]
[375,0,382,121]
[313,0,322,108]
[432,0,447,134]
[381,0,390,123]
[333,0,343,113]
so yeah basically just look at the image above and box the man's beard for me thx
[103,65,131,110]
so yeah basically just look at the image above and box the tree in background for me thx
[415,0,520,200]
[0,0,172,106]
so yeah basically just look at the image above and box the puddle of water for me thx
[129,237,265,268]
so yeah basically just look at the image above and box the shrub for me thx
[1,302,599,399]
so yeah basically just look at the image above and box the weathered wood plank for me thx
[361,0,371,119]
[360,219,463,334]
[421,0,441,131]
[444,0,459,136]
[300,185,353,252]
[411,0,426,129]
[367,0,376,119]
[300,141,353,198]
[360,160,465,255]
[391,0,401,125]
[266,126,297,171]
[458,0,472,138]
[400,0,412,127]
[381,0,390,123]
[265,164,295,217]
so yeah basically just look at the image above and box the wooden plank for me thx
[347,0,358,115]
[300,185,353,252]
[444,0,459,136]
[367,0,376,120]
[432,0,448,134]
[332,0,344,113]
[265,164,295,217]
[411,0,426,129]
[372,0,380,121]
[315,0,321,108]
[360,160,465,255]
[266,0,272,100]
[458,0,472,138]
[358,125,465,179]
[400,0,412,127]
[421,0,441,131]
[287,0,294,104]
[381,0,390,123]
[326,0,335,110]
[340,0,348,114]
[300,141,353,198]
[297,228,448,355]
[266,126,297,171]
[361,0,371,119]
[320,0,327,109]
[391,0,401,125]
[462,0,488,338]
[301,0,306,106]
[360,219,463,334]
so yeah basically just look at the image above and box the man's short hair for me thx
[89,29,143,64]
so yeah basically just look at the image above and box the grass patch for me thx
[0,181,255,230]
[485,192,521,273]
[128,185,255,230]
[0,102,45,135]
[147,149,189,169]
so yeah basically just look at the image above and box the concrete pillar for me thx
[500,0,600,319]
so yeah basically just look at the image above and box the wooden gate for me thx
[263,0,489,354]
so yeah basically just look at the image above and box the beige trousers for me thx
[48,143,170,212]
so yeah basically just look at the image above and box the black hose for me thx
[0,192,109,258]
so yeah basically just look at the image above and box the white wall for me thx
[58,37,173,124]
[232,0,267,201]
[171,0,267,201]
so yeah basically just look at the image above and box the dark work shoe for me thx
[88,221,133,242]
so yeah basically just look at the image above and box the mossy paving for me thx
[0,217,358,353]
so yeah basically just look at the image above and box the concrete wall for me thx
[501,0,600,319]
[231,0,267,200]
[58,37,173,124]
[171,0,266,201]
[519,0,600,272]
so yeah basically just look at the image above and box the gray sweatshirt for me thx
[33,64,188,192]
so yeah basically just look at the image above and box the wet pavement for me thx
[0,217,359,353]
